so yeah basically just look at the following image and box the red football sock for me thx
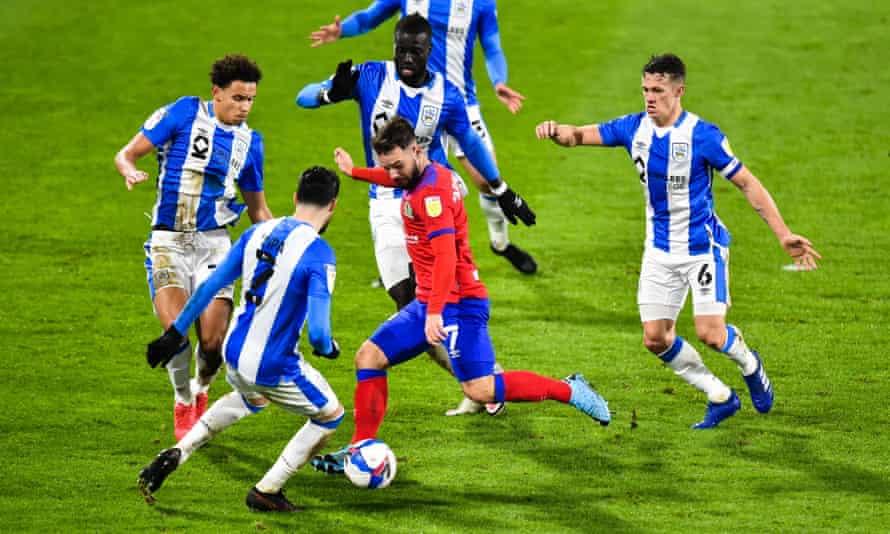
[502,371,571,403]
[351,375,388,443]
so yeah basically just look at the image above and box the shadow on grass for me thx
[721,427,890,502]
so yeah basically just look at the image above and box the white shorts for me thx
[144,229,234,306]
[369,198,411,290]
[225,362,340,419]
[637,245,731,322]
[442,104,495,158]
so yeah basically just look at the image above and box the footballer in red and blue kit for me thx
[367,161,493,381]
[315,119,611,471]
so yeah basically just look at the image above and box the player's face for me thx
[212,80,257,125]
[641,73,684,126]
[394,30,431,87]
[377,144,423,189]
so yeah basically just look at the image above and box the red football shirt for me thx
[404,163,488,312]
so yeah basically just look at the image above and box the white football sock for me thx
[166,341,193,405]
[176,392,256,464]
[479,193,509,251]
[721,325,758,376]
[255,420,336,494]
[661,338,731,403]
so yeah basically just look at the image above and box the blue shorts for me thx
[369,298,496,382]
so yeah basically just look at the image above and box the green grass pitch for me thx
[1,0,888,532]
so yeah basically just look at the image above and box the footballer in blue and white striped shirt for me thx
[307,0,538,278]
[114,55,274,441]
[138,166,344,512]
[536,53,821,429]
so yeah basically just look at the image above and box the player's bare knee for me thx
[643,334,670,355]
[355,340,389,370]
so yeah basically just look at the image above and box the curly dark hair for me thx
[210,54,262,88]
[297,166,340,206]
[372,116,416,155]
[643,53,686,82]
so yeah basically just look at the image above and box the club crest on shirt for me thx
[671,142,690,162]
[421,105,440,128]
[424,196,443,218]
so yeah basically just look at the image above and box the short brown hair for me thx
[372,116,416,155]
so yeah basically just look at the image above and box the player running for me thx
[308,0,538,275]
[535,54,821,428]
[137,167,344,512]
[297,14,534,417]
[310,117,610,475]
[114,54,273,440]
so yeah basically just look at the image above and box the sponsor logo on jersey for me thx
[671,142,690,162]
[420,105,440,128]
[424,196,442,217]
[403,201,415,219]
[669,175,688,190]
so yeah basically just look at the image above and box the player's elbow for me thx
[296,86,321,109]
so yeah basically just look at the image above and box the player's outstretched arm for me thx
[730,167,821,270]
[308,1,399,47]
[114,132,154,190]
[535,121,603,147]
[478,6,525,113]
[334,147,399,187]
[296,60,359,108]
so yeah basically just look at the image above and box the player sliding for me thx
[536,54,821,428]
[311,117,610,475]
[138,167,345,512]
[297,14,535,418]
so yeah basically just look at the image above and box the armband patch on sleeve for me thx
[325,264,336,294]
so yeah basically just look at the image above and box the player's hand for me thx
[325,60,359,104]
[309,15,342,47]
[125,170,149,190]
[147,326,185,368]
[313,338,341,359]
[781,234,821,271]
[493,183,536,226]
[425,314,446,345]
[494,83,525,114]
[535,120,560,140]
[333,147,354,176]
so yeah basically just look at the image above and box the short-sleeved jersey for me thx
[140,96,264,231]
[402,0,500,106]
[598,110,742,256]
[222,218,336,387]
[402,162,487,304]
[352,61,474,199]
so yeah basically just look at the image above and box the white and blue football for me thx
[343,439,397,489]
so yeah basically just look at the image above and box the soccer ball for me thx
[343,439,397,489]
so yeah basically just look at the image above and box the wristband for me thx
[490,181,508,196]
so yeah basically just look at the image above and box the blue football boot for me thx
[743,351,774,413]
[692,390,741,429]
[310,445,349,475]
[564,373,611,426]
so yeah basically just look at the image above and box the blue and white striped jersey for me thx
[402,0,503,106]
[140,96,264,231]
[173,217,336,387]
[339,0,507,107]
[352,61,479,199]
[598,111,742,256]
